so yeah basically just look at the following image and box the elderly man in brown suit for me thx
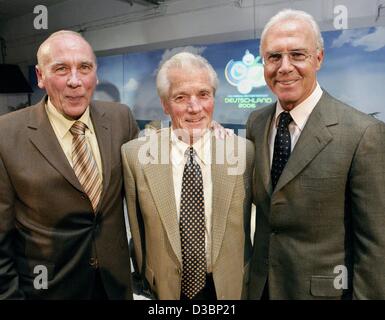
[0,30,138,299]
[122,52,254,300]
[246,9,385,299]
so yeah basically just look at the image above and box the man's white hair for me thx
[156,51,218,100]
[259,9,324,57]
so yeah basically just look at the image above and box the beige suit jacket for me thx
[121,128,254,299]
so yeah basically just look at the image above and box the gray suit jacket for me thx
[121,128,254,299]
[0,96,138,299]
[246,91,385,299]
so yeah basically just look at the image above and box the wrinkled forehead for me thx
[262,19,317,52]
[38,34,96,67]
[168,66,212,86]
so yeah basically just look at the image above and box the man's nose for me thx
[67,70,82,87]
[278,54,295,73]
[188,96,203,113]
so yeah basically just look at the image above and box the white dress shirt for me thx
[269,83,323,168]
[170,129,213,273]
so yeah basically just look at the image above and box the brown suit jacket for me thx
[0,96,138,299]
[246,91,385,299]
[121,129,254,299]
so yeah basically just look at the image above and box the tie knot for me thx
[187,147,196,161]
[70,121,87,136]
[278,112,292,128]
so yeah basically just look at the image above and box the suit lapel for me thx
[211,135,238,266]
[254,106,275,195]
[274,93,337,192]
[27,97,83,192]
[142,129,182,265]
[90,103,111,210]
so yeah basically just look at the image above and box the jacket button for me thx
[81,194,87,200]
[89,257,98,269]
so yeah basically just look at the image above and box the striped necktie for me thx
[70,121,102,212]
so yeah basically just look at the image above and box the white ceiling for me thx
[0,0,165,22]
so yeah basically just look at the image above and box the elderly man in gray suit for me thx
[246,9,385,299]
[122,52,254,300]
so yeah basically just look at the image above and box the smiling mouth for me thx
[66,96,84,101]
[186,118,203,123]
[277,80,299,85]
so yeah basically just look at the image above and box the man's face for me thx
[161,67,215,144]
[36,35,98,119]
[261,19,324,110]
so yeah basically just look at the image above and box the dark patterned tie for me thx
[271,112,293,189]
[179,147,206,299]
[70,121,102,212]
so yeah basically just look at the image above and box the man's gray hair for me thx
[259,9,324,57]
[156,51,218,99]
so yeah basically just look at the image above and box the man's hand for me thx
[210,120,234,140]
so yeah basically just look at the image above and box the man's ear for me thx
[160,99,170,115]
[35,65,45,89]
[315,49,324,71]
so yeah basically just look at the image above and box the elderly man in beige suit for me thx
[246,9,385,299]
[122,52,254,300]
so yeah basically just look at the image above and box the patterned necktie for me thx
[70,121,102,212]
[179,147,206,299]
[271,112,293,189]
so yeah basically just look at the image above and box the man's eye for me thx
[55,66,67,73]
[174,96,185,103]
[291,52,306,60]
[80,64,92,72]
[200,92,210,98]
[268,54,282,62]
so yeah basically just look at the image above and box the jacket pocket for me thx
[300,176,344,192]
[310,275,343,297]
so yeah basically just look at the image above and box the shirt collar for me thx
[170,128,211,166]
[274,82,323,131]
[46,97,93,138]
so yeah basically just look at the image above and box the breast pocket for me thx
[300,176,345,193]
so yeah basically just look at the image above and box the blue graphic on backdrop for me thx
[223,49,272,111]
[224,50,265,94]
